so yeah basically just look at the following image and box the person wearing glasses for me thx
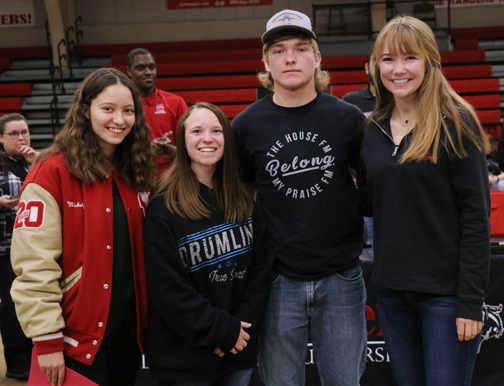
[0,113,36,380]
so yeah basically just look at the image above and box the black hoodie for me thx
[143,185,273,381]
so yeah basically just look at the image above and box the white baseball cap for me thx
[261,9,316,43]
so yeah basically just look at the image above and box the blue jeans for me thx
[364,217,374,246]
[490,179,504,191]
[159,367,253,386]
[378,288,481,386]
[258,265,367,386]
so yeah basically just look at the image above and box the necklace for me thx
[392,112,412,125]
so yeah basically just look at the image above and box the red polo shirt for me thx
[141,87,188,173]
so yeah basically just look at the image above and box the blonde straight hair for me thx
[370,16,487,163]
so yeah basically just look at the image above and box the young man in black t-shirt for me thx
[232,9,367,386]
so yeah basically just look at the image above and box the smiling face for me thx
[264,37,321,93]
[379,43,426,103]
[184,107,225,181]
[0,119,30,160]
[127,54,156,97]
[85,83,135,159]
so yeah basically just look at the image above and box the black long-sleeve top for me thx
[143,185,273,381]
[357,116,490,320]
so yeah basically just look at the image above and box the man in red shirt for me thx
[127,48,188,172]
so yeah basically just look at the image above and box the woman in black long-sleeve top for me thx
[357,16,490,386]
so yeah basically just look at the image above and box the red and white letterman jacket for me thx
[10,153,149,365]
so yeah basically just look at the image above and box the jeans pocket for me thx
[335,265,363,282]
[270,272,282,284]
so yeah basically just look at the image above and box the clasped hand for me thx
[213,321,251,357]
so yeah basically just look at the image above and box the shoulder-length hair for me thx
[38,68,156,191]
[151,102,252,223]
[369,15,487,163]
[258,31,330,92]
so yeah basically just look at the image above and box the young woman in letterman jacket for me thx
[143,102,273,386]
[357,16,490,386]
[10,68,156,386]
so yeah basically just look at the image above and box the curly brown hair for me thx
[39,68,156,191]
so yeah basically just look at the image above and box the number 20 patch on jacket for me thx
[14,200,45,229]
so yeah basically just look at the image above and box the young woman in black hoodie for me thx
[358,16,490,386]
[143,102,273,386]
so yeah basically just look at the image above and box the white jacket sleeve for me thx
[10,183,65,339]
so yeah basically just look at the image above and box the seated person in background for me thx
[494,125,504,172]
[0,114,36,380]
[485,133,504,190]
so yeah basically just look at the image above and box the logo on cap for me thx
[262,9,316,43]
[274,15,300,25]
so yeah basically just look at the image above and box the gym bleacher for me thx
[0,27,503,151]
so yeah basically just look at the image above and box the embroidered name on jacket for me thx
[177,218,253,273]
[67,201,84,208]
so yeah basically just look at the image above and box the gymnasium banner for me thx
[0,0,34,27]
[167,0,272,10]
[429,0,504,7]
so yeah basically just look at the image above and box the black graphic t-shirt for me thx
[233,92,365,279]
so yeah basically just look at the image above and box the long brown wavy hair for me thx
[259,31,330,92]
[151,102,252,222]
[39,68,156,191]
[369,16,487,163]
